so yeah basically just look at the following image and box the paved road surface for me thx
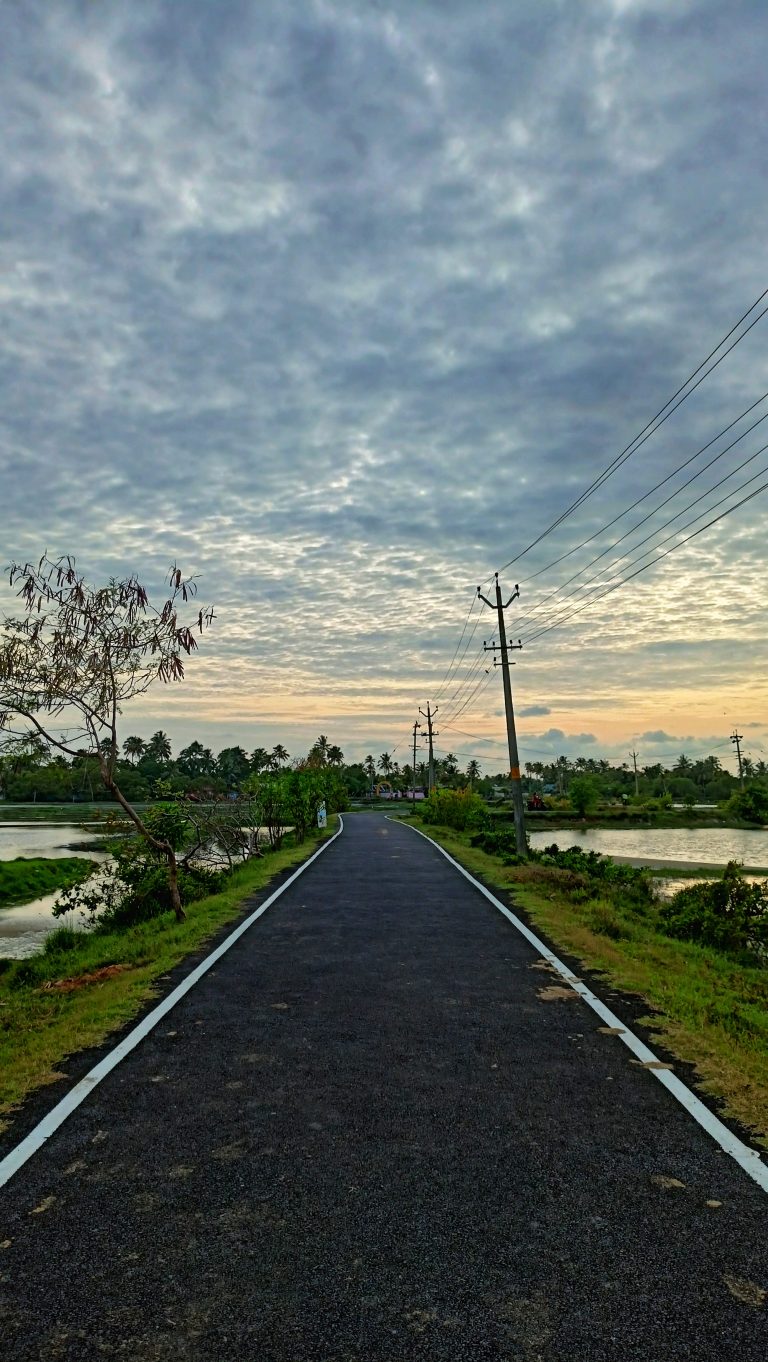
[1,813,766,1359]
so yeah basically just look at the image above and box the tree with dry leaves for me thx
[0,554,214,921]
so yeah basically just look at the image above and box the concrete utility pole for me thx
[477,573,526,857]
[630,749,640,798]
[411,720,423,810]
[419,703,438,793]
[731,729,744,786]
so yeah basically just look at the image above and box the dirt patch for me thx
[537,985,577,1002]
[650,1175,686,1190]
[723,1273,766,1307]
[40,964,130,993]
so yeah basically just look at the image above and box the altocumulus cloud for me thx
[0,0,766,760]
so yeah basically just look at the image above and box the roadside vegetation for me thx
[0,856,97,909]
[408,789,768,1145]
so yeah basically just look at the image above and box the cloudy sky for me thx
[2,0,767,773]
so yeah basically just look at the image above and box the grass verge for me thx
[0,822,336,1130]
[407,817,768,1147]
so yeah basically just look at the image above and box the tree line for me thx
[523,752,767,804]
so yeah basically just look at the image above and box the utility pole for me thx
[419,703,438,793]
[411,720,423,810]
[630,749,639,798]
[731,729,744,787]
[478,573,526,857]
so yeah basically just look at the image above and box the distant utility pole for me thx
[419,703,438,793]
[411,720,423,810]
[477,573,526,857]
[731,729,744,786]
[630,749,640,798]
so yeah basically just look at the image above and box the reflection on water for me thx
[0,822,108,960]
[651,874,765,900]
[528,825,768,866]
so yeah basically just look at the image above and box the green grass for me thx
[0,822,336,1130]
[407,818,768,1147]
[0,856,98,908]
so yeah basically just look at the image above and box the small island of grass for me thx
[0,856,97,909]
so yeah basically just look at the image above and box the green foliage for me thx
[419,787,488,831]
[140,799,191,851]
[51,799,228,931]
[469,827,652,909]
[660,862,768,956]
[0,856,96,908]
[568,775,599,817]
[43,925,86,955]
[726,784,768,824]
[242,767,347,848]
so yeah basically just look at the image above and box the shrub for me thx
[726,784,768,825]
[586,902,633,940]
[43,925,86,956]
[420,788,488,831]
[659,862,768,956]
[568,776,599,817]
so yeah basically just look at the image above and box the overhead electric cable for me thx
[521,474,768,646]
[433,589,480,701]
[518,389,768,590]
[515,435,768,637]
[492,286,768,577]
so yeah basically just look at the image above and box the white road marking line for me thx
[0,817,344,1191]
[400,820,768,1194]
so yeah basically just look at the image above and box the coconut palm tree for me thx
[378,752,393,781]
[466,758,481,789]
[271,744,289,769]
[364,754,376,795]
[123,735,146,765]
[147,730,172,762]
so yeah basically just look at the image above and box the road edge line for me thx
[397,818,768,1194]
[0,815,344,1191]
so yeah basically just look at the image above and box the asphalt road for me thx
[1,813,766,1360]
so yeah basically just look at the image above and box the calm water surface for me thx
[528,825,768,866]
[0,822,107,960]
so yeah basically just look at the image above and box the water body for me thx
[0,822,108,960]
[528,824,768,868]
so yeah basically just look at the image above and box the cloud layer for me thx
[1,1,766,767]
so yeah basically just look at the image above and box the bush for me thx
[43,925,86,956]
[568,776,599,817]
[420,788,488,831]
[659,862,768,956]
[726,784,768,824]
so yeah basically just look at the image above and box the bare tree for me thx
[0,554,214,920]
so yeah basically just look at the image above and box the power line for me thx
[522,473,768,646]
[518,388,768,593]
[516,437,768,638]
[523,459,768,642]
[433,589,480,701]
[493,286,768,577]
